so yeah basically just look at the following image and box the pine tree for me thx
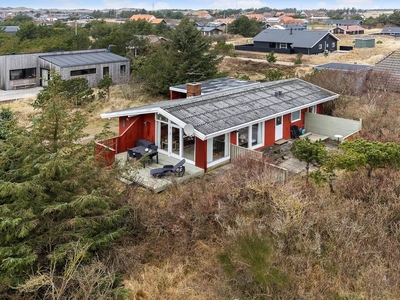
[132,17,223,96]
[0,72,126,290]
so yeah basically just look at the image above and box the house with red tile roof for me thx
[245,14,266,22]
[331,25,365,35]
[150,18,166,25]
[129,14,155,22]
[197,11,212,19]
[279,16,304,25]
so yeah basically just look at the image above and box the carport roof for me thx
[314,62,373,71]
[39,51,129,67]
[170,77,259,95]
[101,78,339,140]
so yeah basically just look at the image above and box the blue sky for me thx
[7,0,398,11]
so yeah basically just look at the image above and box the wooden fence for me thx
[230,144,288,183]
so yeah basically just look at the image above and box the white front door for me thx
[275,116,283,141]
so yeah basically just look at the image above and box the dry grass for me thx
[222,28,400,81]
[115,157,400,299]
[0,84,163,141]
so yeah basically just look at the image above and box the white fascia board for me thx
[100,107,159,119]
[169,87,187,93]
[203,93,339,140]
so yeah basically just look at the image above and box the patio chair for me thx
[148,144,159,164]
[150,159,186,178]
[290,125,300,139]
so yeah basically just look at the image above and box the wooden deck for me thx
[115,152,204,193]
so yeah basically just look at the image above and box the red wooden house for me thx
[97,78,339,171]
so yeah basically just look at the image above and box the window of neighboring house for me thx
[270,42,276,48]
[70,68,96,76]
[291,110,301,122]
[332,42,335,47]
[319,44,322,49]
[10,68,36,80]
[120,65,126,73]
[280,43,287,49]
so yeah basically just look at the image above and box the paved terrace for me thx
[0,87,42,102]
[262,138,338,175]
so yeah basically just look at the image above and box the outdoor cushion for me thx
[150,159,186,178]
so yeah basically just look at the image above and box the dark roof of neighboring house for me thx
[279,24,307,29]
[253,29,339,48]
[374,49,400,91]
[374,49,400,73]
[39,51,129,67]
[380,27,400,34]
[170,77,259,95]
[197,26,222,32]
[1,25,19,34]
[101,78,338,140]
[325,19,362,26]
[314,62,373,72]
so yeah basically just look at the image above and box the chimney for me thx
[186,82,202,98]
[290,28,293,34]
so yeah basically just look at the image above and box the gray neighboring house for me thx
[314,62,373,94]
[325,19,362,26]
[380,27,400,36]
[235,29,339,55]
[1,26,20,34]
[197,26,223,36]
[0,49,130,91]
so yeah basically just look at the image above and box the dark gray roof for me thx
[374,49,400,73]
[1,26,19,34]
[380,27,400,34]
[281,24,307,29]
[374,49,400,91]
[325,19,362,26]
[253,29,339,48]
[197,26,222,32]
[170,77,259,95]
[39,51,129,67]
[102,78,338,139]
[314,62,373,72]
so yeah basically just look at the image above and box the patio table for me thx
[128,146,150,167]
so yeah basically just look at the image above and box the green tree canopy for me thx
[228,15,264,37]
[337,139,400,177]
[291,138,328,182]
[0,73,126,290]
[132,17,223,96]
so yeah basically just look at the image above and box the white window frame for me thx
[318,44,322,49]
[280,43,287,49]
[207,133,230,165]
[237,122,264,150]
[291,110,301,122]
[332,42,335,47]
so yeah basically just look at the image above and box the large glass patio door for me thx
[156,114,195,163]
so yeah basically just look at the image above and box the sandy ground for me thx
[227,28,400,66]
[221,28,400,81]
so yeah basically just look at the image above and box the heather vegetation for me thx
[1,12,400,299]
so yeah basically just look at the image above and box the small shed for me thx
[354,37,375,48]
